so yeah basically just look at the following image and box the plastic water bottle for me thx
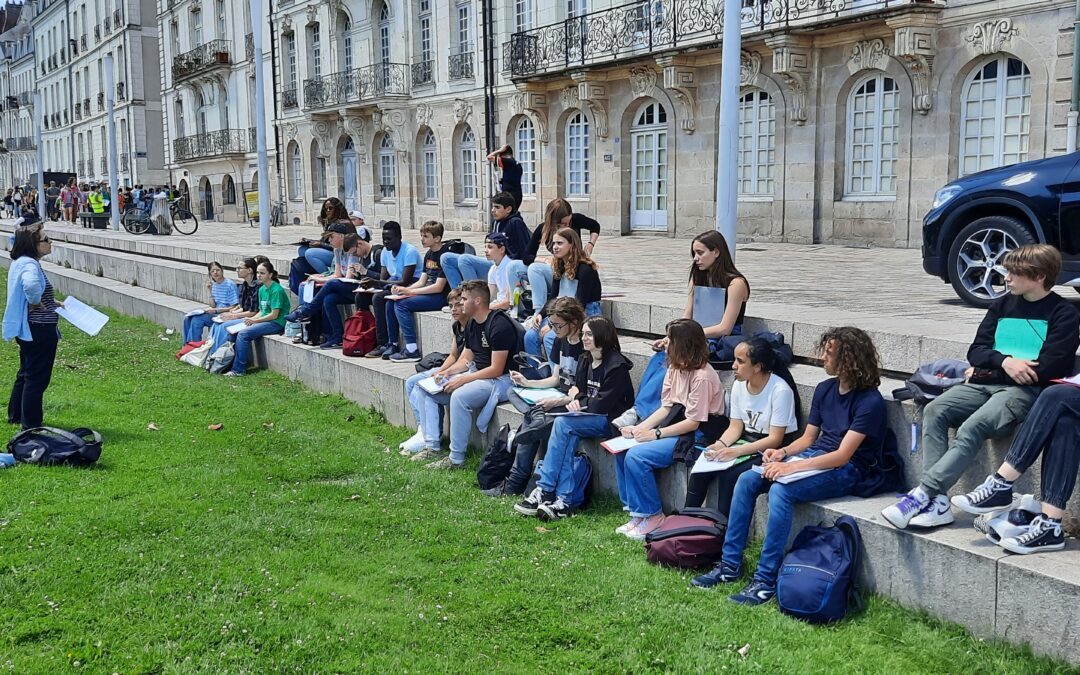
[0,453,15,469]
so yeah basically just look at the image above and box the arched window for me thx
[845,74,899,197]
[515,117,536,195]
[378,5,391,64]
[420,129,438,202]
[309,23,322,78]
[339,15,353,71]
[222,174,236,204]
[458,125,478,202]
[378,134,396,199]
[565,110,590,196]
[312,144,328,200]
[288,143,302,200]
[737,89,775,196]
[960,56,1031,177]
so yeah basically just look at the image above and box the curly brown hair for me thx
[552,227,597,281]
[817,327,880,391]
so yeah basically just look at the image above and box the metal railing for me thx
[508,0,931,77]
[18,92,31,106]
[120,154,130,173]
[172,39,233,80]
[379,184,396,199]
[302,62,409,111]
[97,92,105,111]
[248,127,257,152]
[448,49,474,80]
[283,86,298,109]
[173,129,250,161]
[80,35,87,50]
[412,59,434,86]
[74,102,82,120]
[82,97,90,113]
[94,25,101,42]
[103,16,111,34]
[100,157,107,174]
[113,8,123,27]
[117,82,127,101]
[6,137,34,151]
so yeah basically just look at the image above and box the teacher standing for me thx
[3,227,61,428]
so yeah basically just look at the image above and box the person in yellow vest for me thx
[88,187,105,214]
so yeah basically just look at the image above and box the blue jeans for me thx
[1004,384,1080,511]
[419,372,511,463]
[441,253,491,290]
[208,318,246,352]
[183,313,217,343]
[525,301,602,357]
[393,293,447,347]
[302,246,334,274]
[721,450,859,586]
[318,279,357,342]
[615,437,680,518]
[528,262,554,310]
[230,321,283,374]
[539,414,612,501]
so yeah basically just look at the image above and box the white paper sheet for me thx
[55,296,109,336]
[600,436,641,454]
[185,308,205,317]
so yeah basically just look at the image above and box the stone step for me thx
[8,255,1079,666]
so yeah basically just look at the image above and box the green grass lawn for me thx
[0,290,1075,673]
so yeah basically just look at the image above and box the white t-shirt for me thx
[486,256,512,304]
[730,373,798,436]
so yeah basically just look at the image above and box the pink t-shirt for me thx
[661,366,725,422]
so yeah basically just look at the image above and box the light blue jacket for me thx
[3,255,47,341]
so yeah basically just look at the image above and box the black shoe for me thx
[538,497,573,521]
[480,482,507,498]
[691,561,742,589]
[951,475,1014,514]
[381,343,399,361]
[365,344,389,358]
[1000,515,1065,554]
[729,580,776,606]
[513,487,554,517]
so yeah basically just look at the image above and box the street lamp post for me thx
[33,93,44,223]
[251,0,271,245]
[105,54,120,230]
[714,0,742,259]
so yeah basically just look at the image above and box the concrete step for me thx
[10,255,1080,666]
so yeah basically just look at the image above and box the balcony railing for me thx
[379,184,396,199]
[508,0,931,78]
[82,97,90,114]
[94,25,101,42]
[412,59,434,86]
[6,137,34,151]
[100,157,107,174]
[172,39,233,81]
[248,127,257,152]
[246,33,254,61]
[117,82,127,101]
[7,95,18,109]
[103,16,112,34]
[302,63,409,111]
[75,102,82,120]
[448,49,474,80]
[173,129,250,161]
[69,38,78,57]
[18,92,31,106]
[97,92,105,111]
[113,8,123,27]
[120,154,130,173]
[54,113,61,127]
[283,86,298,109]
[80,35,87,50]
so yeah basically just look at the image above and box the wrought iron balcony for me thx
[54,113,62,127]
[100,156,107,174]
[412,60,434,86]
[379,184,395,199]
[248,127,257,152]
[7,137,34,151]
[508,0,933,78]
[449,49,474,80]
[7,95,18,109]
[171,39,233,81]
[82,97,90,113]
[94,25,101,42]
[103,16,112,34]
[113,8,123,27]
[80,35,87,50]
[173,129,250,161]
[117,82,127,101]
[302,63,409,111]
[97,92,105,111]
[283,86,298,109]
[18,92,31,106]
[75,102,82,120]
[70,38,78,57]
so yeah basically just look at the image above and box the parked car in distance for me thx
[922,152,1080,307]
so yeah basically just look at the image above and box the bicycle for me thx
[121,199,199,235]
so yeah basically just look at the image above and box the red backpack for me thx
[342,311,376,357]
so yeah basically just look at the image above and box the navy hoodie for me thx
[493,210,533,265]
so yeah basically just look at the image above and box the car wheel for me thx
[946,216,1036,308]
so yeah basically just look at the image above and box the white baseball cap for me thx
[349,210,365,221]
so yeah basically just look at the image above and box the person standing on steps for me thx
[487,145,523,211]
[881,244,1079,531]
[3,227,62,428]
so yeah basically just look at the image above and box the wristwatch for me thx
[654,428,662,440]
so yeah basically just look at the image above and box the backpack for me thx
[342,311,377,357]
[9,427,103,466]
[891,358,969,405]
[850,429,907,497]
[777,515,863,624]
[441,239,476,256]
[415,352,449,373]
[644,508,728,569]
[525,451,593,509]
[477,424,514,490]
[713,331,793,368]
[205,342,235,374]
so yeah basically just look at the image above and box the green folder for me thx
[993,318,1047,361]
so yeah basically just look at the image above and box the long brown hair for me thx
[817,326,881,391]
[665,318,710,371]
[552,228,597,281]
[689,231,745,289]
[541,198,573,251]
[319,197,348,227]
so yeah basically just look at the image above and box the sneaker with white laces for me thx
[980,495,1042,543]
[626,513,665,541]
[909,494,955,528]
[611,407,640,430]
[399,430,425,454]
[880,488,931,529]
[1000,515,1065,554]
[410,448,443,463]
[615,517,642,535]
[729,580,777,606]
[513,487,553,517]
[952,474,1014,514]
[538,497,573,521]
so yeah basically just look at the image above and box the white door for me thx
[342,147,358,211]
[630,101,668,231]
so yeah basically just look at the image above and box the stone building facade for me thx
[0,2,37,187]
[256,0,1075,247]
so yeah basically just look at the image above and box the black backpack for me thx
[442,239,476,256]
[477,424,514,490]
[9,427,103,466]
[892,358,969,405]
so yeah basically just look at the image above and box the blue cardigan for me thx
[3,256,47,341]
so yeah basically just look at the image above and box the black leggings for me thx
[683,454,763,517]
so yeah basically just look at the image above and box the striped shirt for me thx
[210,280,240,308]
[28,277,59,325]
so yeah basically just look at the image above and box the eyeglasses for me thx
[548,320,567,331]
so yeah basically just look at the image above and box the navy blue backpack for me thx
[525,451,594,509]
[776,515,863,624]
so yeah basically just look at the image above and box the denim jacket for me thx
[3,256,47,341]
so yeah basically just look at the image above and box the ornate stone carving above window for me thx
[847,38,889,75]
[966,18,1018,56]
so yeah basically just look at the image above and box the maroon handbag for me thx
[644,508,727,569]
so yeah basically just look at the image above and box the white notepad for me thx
[55,296,109,336]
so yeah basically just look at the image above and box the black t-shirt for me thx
[423,247,449,298]
[452,321,466,355]
[465,311,517,374]
[499,156,523,195]
[550,337,584,392]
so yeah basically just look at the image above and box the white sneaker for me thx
[615,517,642,535]
[909,494,955,528]
[399,430,425,453]
[611,407,640,430]
[880,487,930,529]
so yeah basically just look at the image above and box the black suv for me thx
[922,152,1080,307]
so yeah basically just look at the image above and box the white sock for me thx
[406,342,417,351]
[912,486,931,504]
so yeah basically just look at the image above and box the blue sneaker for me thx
[381,343,399,361]
[319,340,342,350]
[390,348,422,363]
[285,304,312,323]
[691,561,742,589]
[729,580,776,606]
